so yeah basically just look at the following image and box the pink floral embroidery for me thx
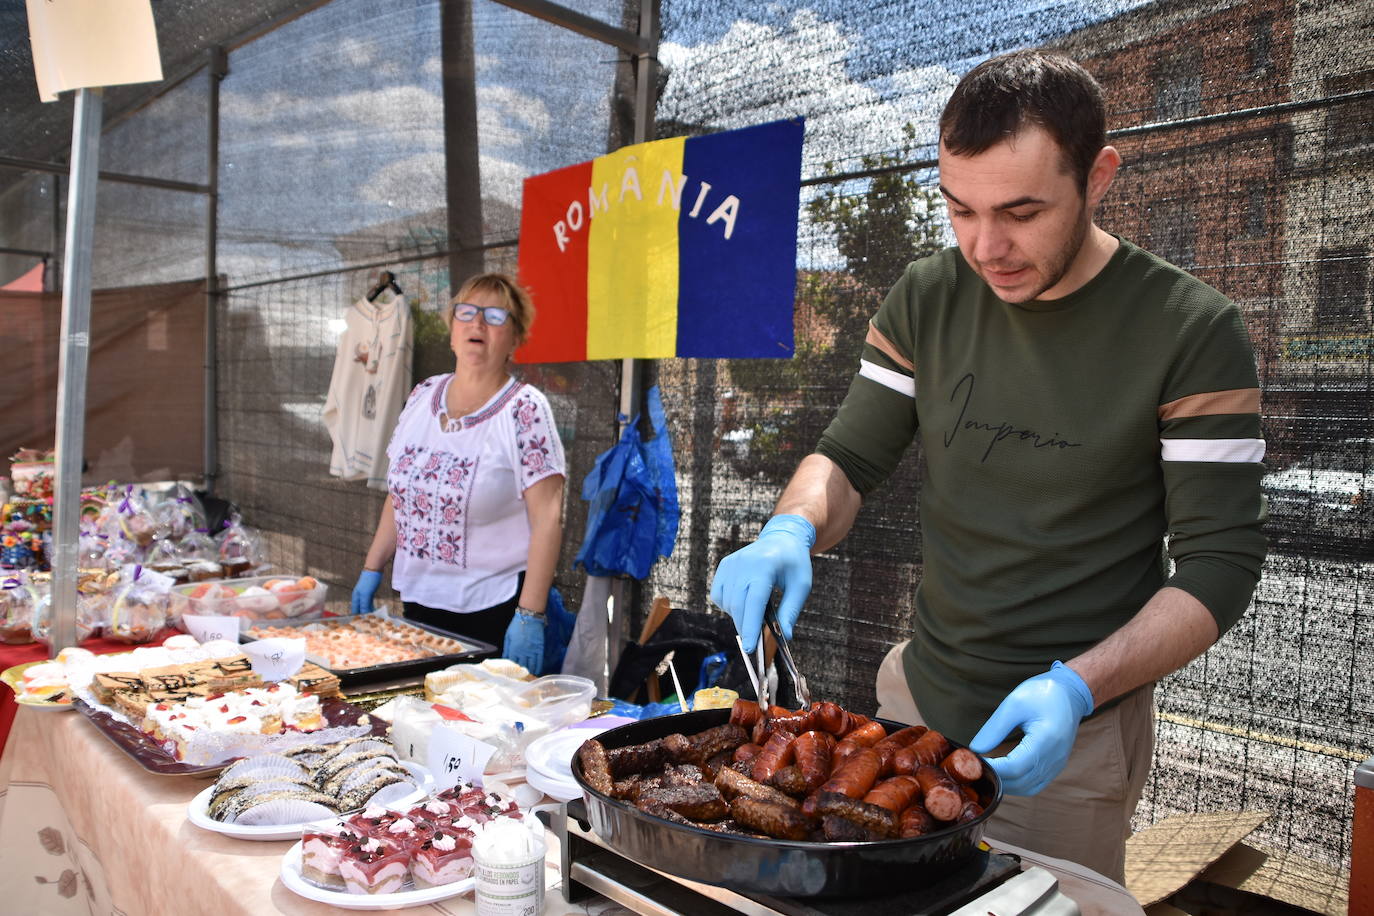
[514,397,540,434]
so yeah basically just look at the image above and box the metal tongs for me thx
[765,602,813,708]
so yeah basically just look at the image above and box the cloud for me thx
[477,85,553,142]
[357,151,529,211]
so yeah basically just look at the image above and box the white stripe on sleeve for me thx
[1160,438,1266,463]
[858,359,916,398]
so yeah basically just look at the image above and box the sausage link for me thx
[890,746,918,776]
[960,783,980,803]
[577,739,614,794]
[715,764,802,809]
[809,701,847,735]
[729,698,765,730]
[941,747,984,784]
[767,708,814,735]
[684,723,750,765]
[874,726,928,775]
[832,720,889,765]
[733,743,763,764]
[792,730,835,792]
[899,804,935,838]
[729,795,812,841]
[606,738,669,778]
[638,783,729,821]
[914,764,965,822]
[822,814,887,842]
[908,730,952,768]
[769,764,808,797]
[862,775,923,813]
[750,730,798,785]
[661,733,694,763]
[818,747,883,799]
[955,800,985,824]
[814,791,899,838]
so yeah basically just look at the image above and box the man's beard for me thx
[1015,204,1092,303]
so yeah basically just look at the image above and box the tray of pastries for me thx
[245,615,495,687]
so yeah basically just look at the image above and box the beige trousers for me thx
[874,640,1155,884]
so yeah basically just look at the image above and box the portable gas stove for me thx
[543,803,1081,916]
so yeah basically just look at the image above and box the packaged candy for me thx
[32,577,101,648]
[216,513,264,578]
[152,486,207,542]
[0,576,34,644]
[103,565,171,644]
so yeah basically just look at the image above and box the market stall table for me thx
[0,702,1145,916]
[0,629,178,758]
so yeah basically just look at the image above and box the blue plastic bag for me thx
[574,386,680,579]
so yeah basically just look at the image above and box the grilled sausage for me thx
[606,738,669,778]
[862,775,923,814]
[662,733,694,764]
[890,746,918,776]
[817,747,883,800]
[822,814,887,842]
[941,747,984,784]
[638,783,729,821]
[809,701,847,735]
[908,730,952,768]
[733,742,763,764]
[874,726,928,774]
[729,698,765,730]
[750,730,798,784]
[832,720,889,765]
[792,730,835,792]
[682,723,749,766]
[767,706,814,735]
[769,764,808,796]
[954,800,984,824]
[578,739,614,795]
[814,791,899,838]
[729,795,811,841]
[899,804,935,838]
[914,764,965,822]
[715,764,802,809]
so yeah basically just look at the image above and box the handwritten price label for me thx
[182,614,241,644]
[242,637,306,681]
[427,725,497,790]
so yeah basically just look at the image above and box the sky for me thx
[199,0,1158,282]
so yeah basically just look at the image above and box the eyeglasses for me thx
[452,303,510,326]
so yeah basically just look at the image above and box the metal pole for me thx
[604,0,659,690]
[49,87,104,656]
[204,47,227,495]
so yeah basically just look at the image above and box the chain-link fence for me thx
[1,0,1368,887]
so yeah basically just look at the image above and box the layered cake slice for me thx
[338,836,410,895]
[411,829,476,888]
[300,824,366,890]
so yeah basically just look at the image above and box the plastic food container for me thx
[168,574,332,630]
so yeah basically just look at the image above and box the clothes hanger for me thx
[366,270,404,302]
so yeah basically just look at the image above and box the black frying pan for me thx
[570,707,1002,897]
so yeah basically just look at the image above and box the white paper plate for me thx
[279,840,475,910]
[187,760,432,841]
[524,722,619,784]
[523,762,582,802]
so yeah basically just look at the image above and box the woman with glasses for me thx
[350,273,566,674]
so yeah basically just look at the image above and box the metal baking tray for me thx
[73,695,387,777]
[240,614,497,687]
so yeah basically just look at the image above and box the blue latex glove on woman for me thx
[969,660,1095,796]
[502,610,545,675]
[709,514,816,652]
[351,569,382,615]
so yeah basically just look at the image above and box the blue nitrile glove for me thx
[969,661,1095,796]
[502,609,546,675]
[351,569,382,615]
[709,514,816,653]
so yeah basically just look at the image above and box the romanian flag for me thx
[516,118,804,363]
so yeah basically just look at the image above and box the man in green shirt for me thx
[711,49,1266,881]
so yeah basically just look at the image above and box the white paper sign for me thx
[241,637,306,682]
[428,725,497,790]
[182,614,241,645]
[26,0,164,103]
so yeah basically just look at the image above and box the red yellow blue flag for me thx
[515,118,804,363]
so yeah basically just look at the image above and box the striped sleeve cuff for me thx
[1159,387,1264,463]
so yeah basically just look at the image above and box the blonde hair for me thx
[449,273,535,346]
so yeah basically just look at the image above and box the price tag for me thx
[122,564,176,591]
[241,637,305,681]
[182,614,241,644]
[427,724,497,790]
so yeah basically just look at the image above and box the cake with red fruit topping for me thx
[338,836,411,895]
[411,829,476,888]
[300,823,367,890]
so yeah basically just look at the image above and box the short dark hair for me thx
[939,49,1106,190]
